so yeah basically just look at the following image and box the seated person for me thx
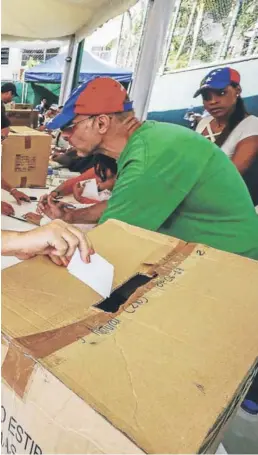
[53,154,117,200]
[25,155,117,225]
[44,104,59,124]
[35,98,48,126]
[194,67,258,205]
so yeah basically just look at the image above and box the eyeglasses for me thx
[61,115,96,132]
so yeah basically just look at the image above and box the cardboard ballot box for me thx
[14,104,33,110]
[6,108,34,127]
[1,126,51,188]
[2,220,258,454]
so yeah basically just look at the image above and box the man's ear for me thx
[97,115,111,135]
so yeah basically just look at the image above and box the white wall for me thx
[149,57,258,112]
[1,48,22,81]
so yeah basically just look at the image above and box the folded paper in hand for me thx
[82,179,99,200]
[67,249,114,298]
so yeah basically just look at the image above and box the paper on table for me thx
[11,202,38,219]
[67,249,114,299]
[82,179,99,199]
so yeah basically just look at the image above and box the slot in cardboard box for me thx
[1,126,51,188]
[2,220,258,454]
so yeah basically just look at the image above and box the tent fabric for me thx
[2,0,137,41]
[24,51,132,83]
[131,0,176,120]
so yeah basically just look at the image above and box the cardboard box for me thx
[2,220,258,454]
[6,109,34,127]
[14,104,33,110]
[1,126,51,188]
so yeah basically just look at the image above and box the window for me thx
[45,47,59,61]
[21,47,60,66]
[21,49,44,67]
[1,48,9,65]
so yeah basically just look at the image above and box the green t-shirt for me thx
[99,121,258,260]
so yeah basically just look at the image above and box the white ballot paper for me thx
[82,179,99,199]
[67,249,114,298]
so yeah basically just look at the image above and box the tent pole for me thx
[59,37,85,105]
[130,0,176,120]
[21,81,25,103]
[71,40,85,91]
[59,35,76,105]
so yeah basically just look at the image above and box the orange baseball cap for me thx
[47,76,133,130]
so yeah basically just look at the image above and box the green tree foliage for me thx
[166,0,258,71]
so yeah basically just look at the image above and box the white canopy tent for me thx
[2,0,174,118]
[1,0,137,42]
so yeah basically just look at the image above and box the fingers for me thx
[2,202,15,216]
[46,220,94,264]
[73,182,83,202]
[66,225,94,263]
[13,191,31,204]
[23,212,42,226]
[39,193,49,204]
[48,254,70,267]
[23,195,31,203]
[123,116,142,134]
[37,194,65,220]
[37,193,49,214]
[49,234,69,257]
[18,193,31,203]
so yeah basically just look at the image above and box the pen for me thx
[9,215,29,223]
[28,186,49,189]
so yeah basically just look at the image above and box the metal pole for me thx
[21,81,25,103]
[160,0,182,74]
[115,13,125,65]
[71,39,85,90]
[59,35,76,105]
[130,0,176,120]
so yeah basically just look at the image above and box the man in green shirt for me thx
[41,76,258,260]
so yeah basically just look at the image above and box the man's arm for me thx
[68,201,107,224]
[1,220,93,264]
[39,196,107,224]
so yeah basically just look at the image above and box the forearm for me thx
[1,230,24,255]
[67,201,107,224]
[1,179,12,193]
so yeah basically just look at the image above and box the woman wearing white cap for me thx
[194,67,258,206]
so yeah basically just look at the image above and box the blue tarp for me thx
[24,51,132,84]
